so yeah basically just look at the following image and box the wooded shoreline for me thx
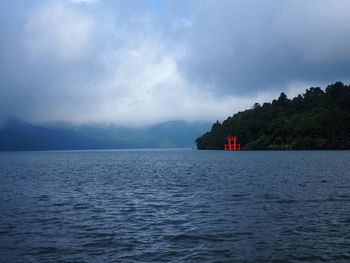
[196,82,350,150]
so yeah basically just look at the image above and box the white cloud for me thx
[24,2,96,64]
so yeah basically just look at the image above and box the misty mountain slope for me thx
[0,119,210,151]
[131,121,211,148]
[0,119,127,151]
[74,120,210,148]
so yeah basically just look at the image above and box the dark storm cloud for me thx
[0,0,349,125]
[181,0,350,95]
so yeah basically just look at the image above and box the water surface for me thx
[1,149,350,262]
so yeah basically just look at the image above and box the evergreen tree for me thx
[196,82,350,150]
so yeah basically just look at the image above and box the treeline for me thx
[196,82,350,150]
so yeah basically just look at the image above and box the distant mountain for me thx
[196,82,350,150]
[0,119,210,151]
[126,120,211,148]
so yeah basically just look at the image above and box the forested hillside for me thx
[196,82,350,150]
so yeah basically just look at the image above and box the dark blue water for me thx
[1,149,350,263]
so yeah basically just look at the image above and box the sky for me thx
[1,0,350,126]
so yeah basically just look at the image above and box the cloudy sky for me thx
[1,0,350,126]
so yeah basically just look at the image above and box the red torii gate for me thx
[224,136,241,151]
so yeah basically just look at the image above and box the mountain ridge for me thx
[0,119,210,151]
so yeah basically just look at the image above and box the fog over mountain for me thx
[1,0,350,126]
[0,119,210,150]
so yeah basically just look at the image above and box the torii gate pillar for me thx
[224,136,241,151]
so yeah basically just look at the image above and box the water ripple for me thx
[1,149,350,262]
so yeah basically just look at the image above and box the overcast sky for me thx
[1,0,350,126]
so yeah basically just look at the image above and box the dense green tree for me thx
[196,82,350,150]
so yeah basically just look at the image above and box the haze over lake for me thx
[1,149,350,262]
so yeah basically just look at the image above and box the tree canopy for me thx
[196,82,350,150]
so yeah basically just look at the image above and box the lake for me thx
[1,149,350,262]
